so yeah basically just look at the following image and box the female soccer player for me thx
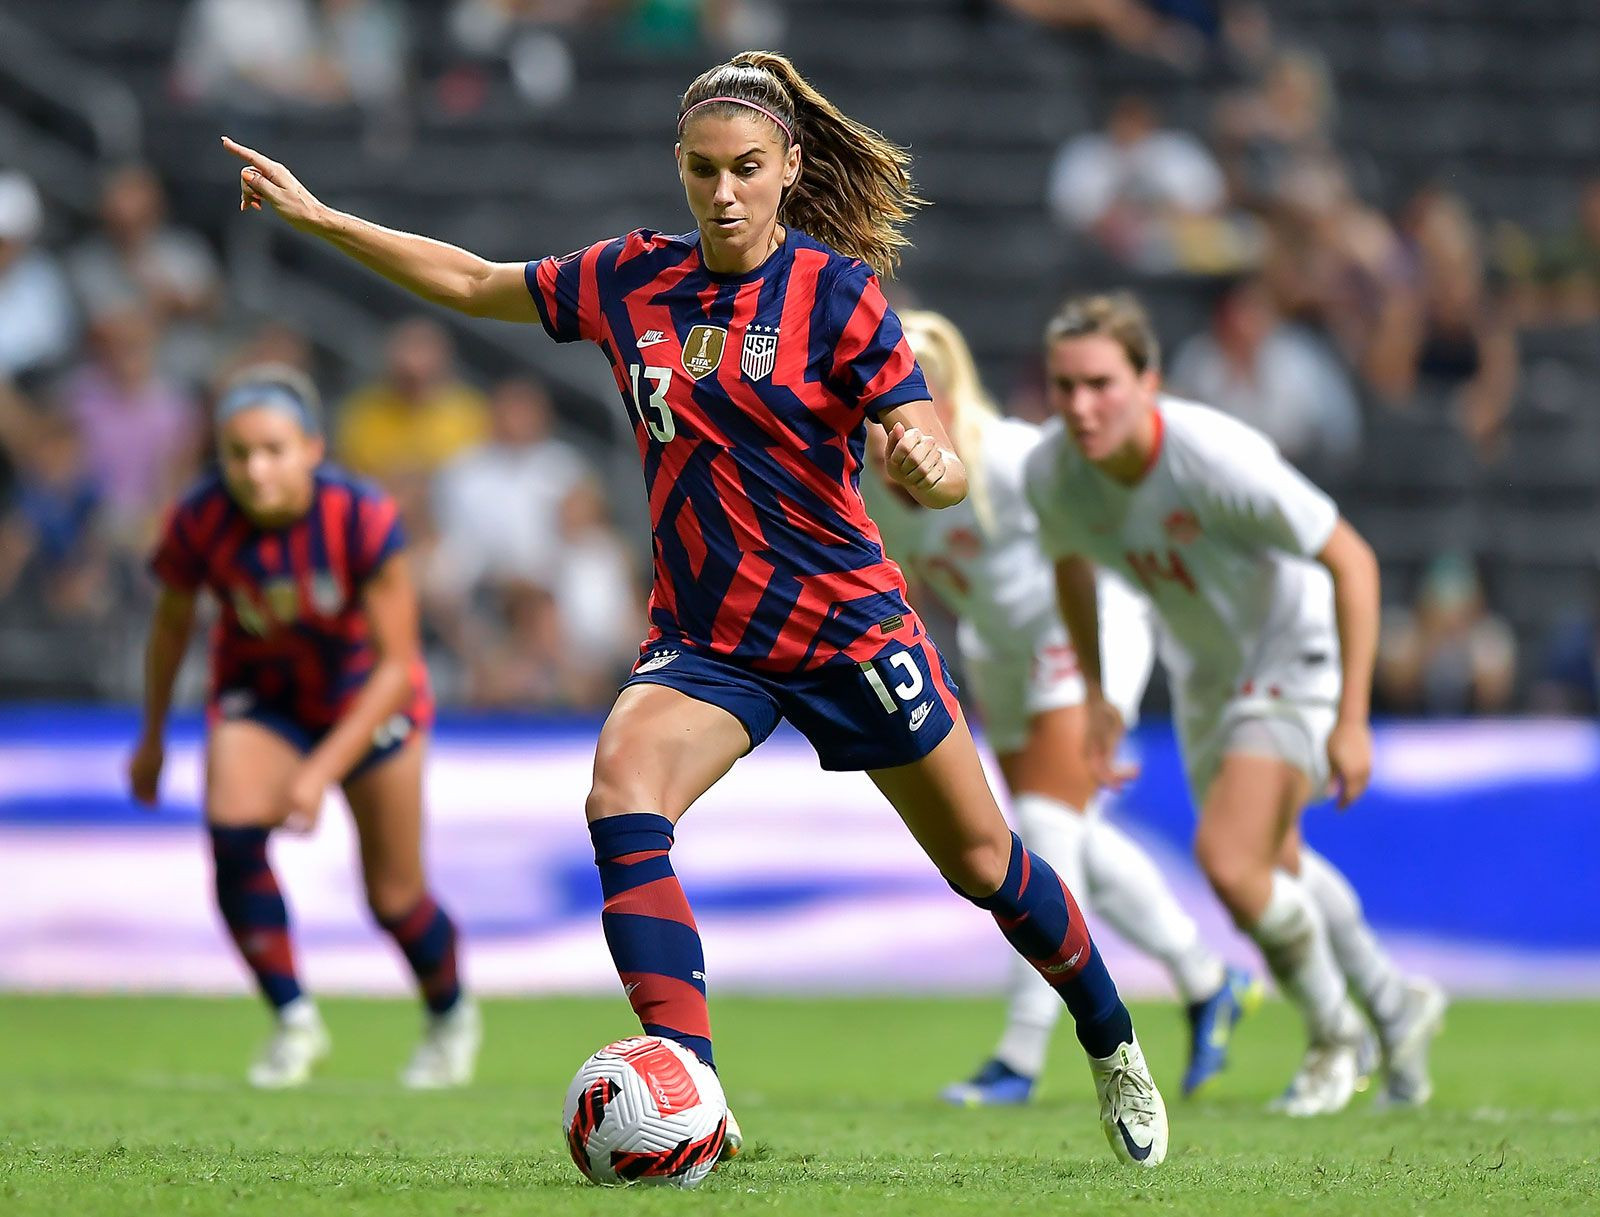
[128,366,479,1090]
[863,311,1256,1107]
[225,51,1168,1165]
[1023,292,1446,1116]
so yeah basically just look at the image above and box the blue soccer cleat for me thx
[940,1058,1036,1107]
[1181,966,1262,1097]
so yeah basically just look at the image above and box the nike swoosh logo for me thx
[637,335,668,348]
[1116,1119,1154,1162]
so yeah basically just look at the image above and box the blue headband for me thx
[215,383,319,434]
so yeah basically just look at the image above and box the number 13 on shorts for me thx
[859,650,926,713]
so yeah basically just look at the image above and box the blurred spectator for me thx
[0,172,78,382]
[1364,187,1519,459]
[1212,47,1337,213]
[430,376,588,600]
[1529,561,1600,716]
[619,0,786,53]
[62,311,202,553]
[335,318,489,487]
[1257,155,1408,370]
[0,409,110,622]
[67,165,222,390]
[550,477,644,704]
[1377,552,1517,717]
[447,0,597,108]
[1046,94,1242,274]
[1507,175,1600,327]
[993,0,1215,68]
[1167,276,1362,472]
[174,0,407,110]
[462,580,570,708]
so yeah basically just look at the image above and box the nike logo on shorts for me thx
[908,701,932,731]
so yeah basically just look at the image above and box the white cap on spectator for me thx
[0,171,43,242]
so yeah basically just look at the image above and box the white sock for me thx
[279,996,319,1028]
[1083,802,1226,1003]
[1250,870,1359,1044]
[1299,846,1406,1030]
[991,793,1088,1076]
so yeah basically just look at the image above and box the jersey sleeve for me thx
[524,237,618,345]
[349,486,407,585]
[1022,434,1087,560]
[148,502,206,591]
[1193,428,1339,557]
[825,261,929,419]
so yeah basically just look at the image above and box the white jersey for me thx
[1023,396,1342,709]
[864,414,1058,663]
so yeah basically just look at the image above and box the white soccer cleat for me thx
[247,1004,331,1089]
[401,996,482,1090]
[1089,1037,1168,1167]
[1375,978,1447,1109]
[1270,1020,1368,1118]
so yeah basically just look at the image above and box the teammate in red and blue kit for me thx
[225,51,1168,1166]
[128,366,480,1090]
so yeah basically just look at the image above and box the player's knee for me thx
[941,836,1013,899]
[1194,833,1260,924]
[365,878,424,925]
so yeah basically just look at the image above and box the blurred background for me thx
[2,0,1597,1000]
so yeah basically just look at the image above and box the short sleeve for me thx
[1022,434,1086,560]
[149,503,206,591]
[524,238,615,345]
[825,261,929,419]
[349,486,407,585]
[1198,430,1339,557]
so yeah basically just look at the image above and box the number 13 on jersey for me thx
[628,363,676,442]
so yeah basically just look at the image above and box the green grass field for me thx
[2,996,1596,1215]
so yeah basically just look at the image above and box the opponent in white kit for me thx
[865,310,1258,1105]
[1023,292,1446,1115]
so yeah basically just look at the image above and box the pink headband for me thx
[678,96,795,144]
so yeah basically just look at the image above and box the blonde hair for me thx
[899,309,1002,536]
[678,51,925,276]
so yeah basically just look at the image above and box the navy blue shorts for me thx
[214,689,418,781]
[621,632,962,772]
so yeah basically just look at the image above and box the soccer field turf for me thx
[2,996,1596,1215]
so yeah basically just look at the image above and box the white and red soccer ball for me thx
[562,1036,729,1188]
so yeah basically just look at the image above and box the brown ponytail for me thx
[678,51,925,277]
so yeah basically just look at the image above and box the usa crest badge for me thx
[741,323,780,380]
[681,324,727,379]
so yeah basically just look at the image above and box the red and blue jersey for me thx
[525,227,930,672]
[150,466,433,731]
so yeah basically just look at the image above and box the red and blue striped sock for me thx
[376,894,462,1015]
[589,813,713,1068]
[969,832,1134,1059]
[209,826,303,1011]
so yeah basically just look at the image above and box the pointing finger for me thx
[221,136,280,179]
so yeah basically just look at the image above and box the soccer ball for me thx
[562,1035,728,1188]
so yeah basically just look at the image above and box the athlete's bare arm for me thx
[1317,517,1380,807]
[1054,555,1132,789]
[129,585,198,806]
[224,138,537,323]
[876,400,967,509]
[284,553,423,831]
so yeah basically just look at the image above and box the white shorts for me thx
[1176,692,1338,808]
[964,589,1156,755]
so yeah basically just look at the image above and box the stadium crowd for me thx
[2,0,1598,715]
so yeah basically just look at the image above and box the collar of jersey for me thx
[693,224,792,284]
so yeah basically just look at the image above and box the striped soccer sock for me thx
[376,894,463,1015]
[209,826,303,1010]
[968,832,1134,1060]
[589,813,713,1067]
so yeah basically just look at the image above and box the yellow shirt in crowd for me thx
[335,382,490,480]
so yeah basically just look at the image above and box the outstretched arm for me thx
[224,137,537,323]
